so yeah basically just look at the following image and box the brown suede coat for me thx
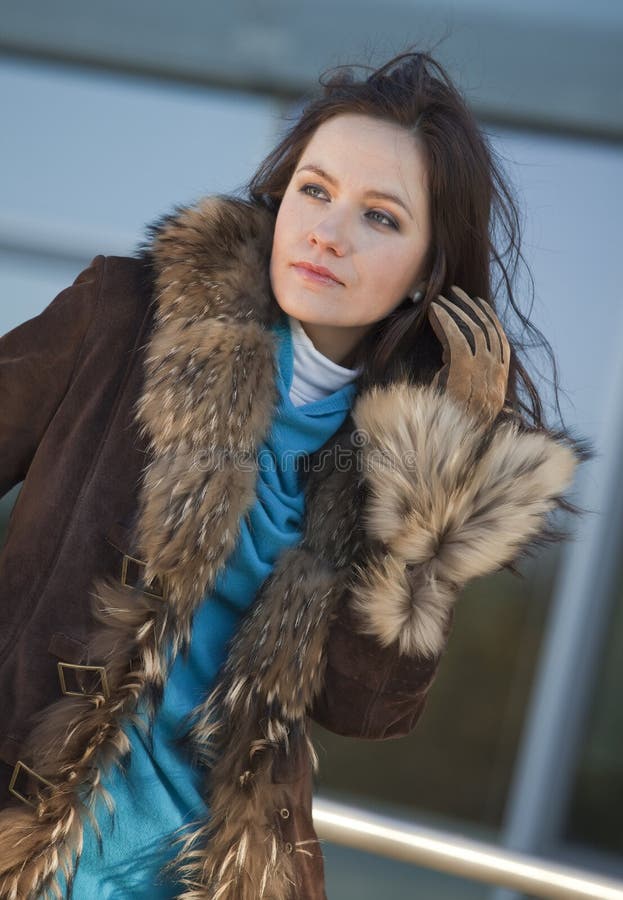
[0,196,582,899]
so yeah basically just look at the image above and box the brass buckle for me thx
[57,661,110,699]
[9,761,55,807]
[121,553,168,601]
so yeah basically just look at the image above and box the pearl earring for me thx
[411,284,426,303]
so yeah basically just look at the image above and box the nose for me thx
[307,209,349,256]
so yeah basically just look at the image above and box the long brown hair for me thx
[246,46,566,431]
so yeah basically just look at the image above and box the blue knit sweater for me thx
[61,312,358,898]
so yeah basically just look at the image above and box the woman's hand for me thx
[428,285,511,427]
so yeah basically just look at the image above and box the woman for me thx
[0,49,586,899]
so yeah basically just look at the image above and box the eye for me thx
[367,209,399,230]
[299,183,399,230]
[299,183,328,200]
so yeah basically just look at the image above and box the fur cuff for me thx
[348,382,582,657]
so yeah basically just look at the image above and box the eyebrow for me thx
[295,164,414,221]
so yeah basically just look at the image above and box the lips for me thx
[292,261,343,285]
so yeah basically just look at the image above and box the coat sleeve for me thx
[309,381,585,740]
[309,590,454,740]
[0,256,104,498]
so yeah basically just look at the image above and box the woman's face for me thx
[269,113,431,365]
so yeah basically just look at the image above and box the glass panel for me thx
[564,569,623,856]
[313,550,560,834]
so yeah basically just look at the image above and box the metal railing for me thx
[313,797,623,900]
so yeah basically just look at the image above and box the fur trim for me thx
[133,197,282,645]
[169,547,341,899]
[0,196,286,899]
[347,381,582,656]
[0,576,167,899]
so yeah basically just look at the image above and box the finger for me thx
[448,285,493,354]
[431,366,449,393]
[435,298,488,358]
[449,288,510,368]
[482,302,511,371]
[456,288,510,370]
[465,291,510,366]
[465,294,505,361]
[427,302,453,361]
[430,300,478,358]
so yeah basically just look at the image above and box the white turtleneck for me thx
[287,314,363,407]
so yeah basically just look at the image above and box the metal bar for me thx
[313,797,623,900]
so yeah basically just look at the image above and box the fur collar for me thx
[0,194,585,900]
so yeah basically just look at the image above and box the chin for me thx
[273,293,320,323]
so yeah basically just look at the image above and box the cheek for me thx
[271,215,282,253]
[271,207,295,264]
[270,222,287,280]
[269,215,294,300]
[363,246,415,294]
